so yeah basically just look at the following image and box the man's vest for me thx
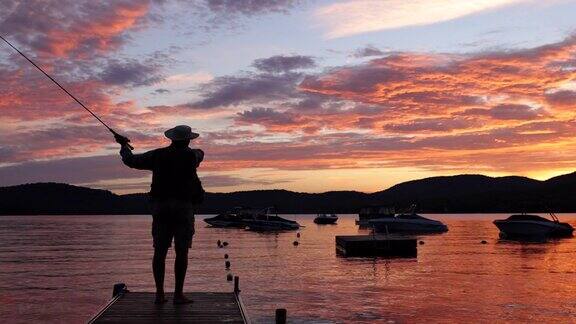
[150,146,204,203]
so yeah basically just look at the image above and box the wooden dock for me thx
[89,278,250,324]
[336,235,417,257]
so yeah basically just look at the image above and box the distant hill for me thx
[2,172,576,215]
[0,183,137,215]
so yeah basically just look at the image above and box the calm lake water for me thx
[1,214,576,323]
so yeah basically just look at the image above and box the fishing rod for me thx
[0,35,133,150]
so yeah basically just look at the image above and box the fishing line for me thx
[0,35,133,150]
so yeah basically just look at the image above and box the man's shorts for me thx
[151,199,195,250]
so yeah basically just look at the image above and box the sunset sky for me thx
[2,0,576,194]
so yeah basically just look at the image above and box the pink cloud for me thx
[1,1,152,58]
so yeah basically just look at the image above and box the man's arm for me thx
[120,145,156,170]
[114,134,155,170]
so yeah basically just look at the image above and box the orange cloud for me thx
[44,1,150,58]
[1,1,152,58]
[229,35,576,176]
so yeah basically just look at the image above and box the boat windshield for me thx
[396,213,427,220]
[506,214,552,222]
[360,206,395,214]
[254,214,297,223]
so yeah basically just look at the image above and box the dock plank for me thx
[91,292,247,324]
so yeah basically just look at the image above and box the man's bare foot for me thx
[173,294,194,305]
[154,293,168,305]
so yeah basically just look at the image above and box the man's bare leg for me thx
[153,246,169,304]
[173,246,193,304]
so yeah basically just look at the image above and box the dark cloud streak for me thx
[459,104,546,120]
[192,72,301,108]
[99,58,164,87]
[353,45,385,58]
[253,55,315,73]
[203,0,301,16]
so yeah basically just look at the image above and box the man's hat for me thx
[164,125,199,141]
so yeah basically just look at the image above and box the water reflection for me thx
[0,214,576,323]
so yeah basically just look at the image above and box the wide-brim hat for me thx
[164,125,199,141]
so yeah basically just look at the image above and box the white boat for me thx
[314,213,338,224]
[369,213,448,234]
[493,213,574,239]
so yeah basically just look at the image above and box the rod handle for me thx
[110,129,134,150]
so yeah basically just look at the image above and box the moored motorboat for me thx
[369,213,448,234]
[244,207,301,231]
[204,207,254,228]
[493,213,574,239]
[314,213,338,224]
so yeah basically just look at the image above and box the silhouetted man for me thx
[115,125,204,305]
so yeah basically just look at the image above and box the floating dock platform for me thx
[336,235,417,257]
[89,277,250,324]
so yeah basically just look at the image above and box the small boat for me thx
[244,207,301,231]
[369,212,448,234]
[314,213,338,224]
[493,213,574,239]
[356,205,395,226]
